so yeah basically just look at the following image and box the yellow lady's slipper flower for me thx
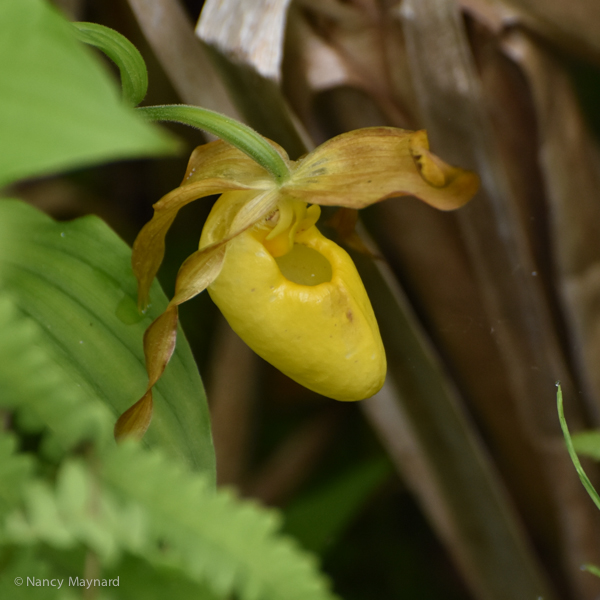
[115,127,478,440]
[200,193,385,401]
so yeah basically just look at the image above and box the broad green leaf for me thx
[0,200,214,476]
[0,0,178,189]
[0,288,333,599]
[0,290,116,455]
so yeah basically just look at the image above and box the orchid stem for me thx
[137,105,290,183]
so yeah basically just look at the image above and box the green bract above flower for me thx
[115,127,479,441]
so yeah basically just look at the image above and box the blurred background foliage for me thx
[5,0,600,598]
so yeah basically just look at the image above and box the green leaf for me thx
[0,290,113,454]
[0,200,215,475]
[557,384,600,511]
[72,22,148,107]
[571,430,600,461]
[283,458,391,556]
[0,0,178,189]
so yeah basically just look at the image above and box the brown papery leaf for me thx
[461,0,600,65]
[402,0,600,597]
[285,127,479,210]
[284,0,417,131]
[207,318,258,487]
[352,223,554,600]
[502,32,600,415]
[196,0,293,82]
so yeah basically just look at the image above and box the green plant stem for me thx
[137,105,291,183]
[72,22,148,107]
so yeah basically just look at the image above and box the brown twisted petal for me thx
[132,140,274,310]
[115,187,281,441]
[114,389,153,441]
[114,305,178,441]
[170,246,227,307]
[283,127,479,210]
[170,188,280,306]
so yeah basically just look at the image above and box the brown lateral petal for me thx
[120,188,281,438]
[114,390,153,441]
[143,305,179,388]
[132,140,275,309]
[171,188,280,306]
[114,305,179,441]
[283,127,479,210]
[171,245,227,306]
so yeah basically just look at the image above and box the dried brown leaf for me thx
[353,227,554,600]
[401,0,600,596]
[461,0,600,65]
[195,0,313,157]
[502,30,600,420]
[196,0,293,82]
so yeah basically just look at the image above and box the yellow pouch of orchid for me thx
[200,191,386,401]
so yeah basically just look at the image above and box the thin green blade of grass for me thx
[557,384,600,511]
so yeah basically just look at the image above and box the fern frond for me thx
[102,443,339,600]
[2,438,338,600]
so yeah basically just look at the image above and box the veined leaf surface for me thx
[0,200,214,477]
